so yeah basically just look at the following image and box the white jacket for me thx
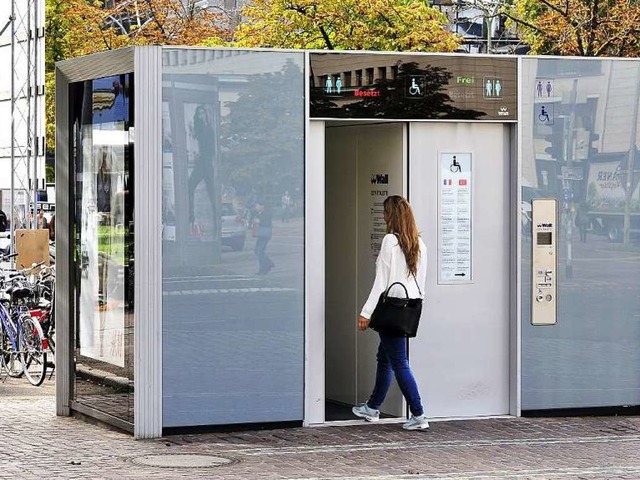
[360,233,427,319]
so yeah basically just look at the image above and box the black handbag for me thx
[368,278,423,338]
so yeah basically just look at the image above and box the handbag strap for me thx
[412,274,423,298]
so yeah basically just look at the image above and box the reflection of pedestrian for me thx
[281,191,292,222]
[0,209,7,232]
[188,105,217,226]
[97,148,112,213]
[253,199,274,275]
[575,203,590,243]
[37,209,48,230]
[49,214,55,241]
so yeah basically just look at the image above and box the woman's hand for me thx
[358,315,369,331]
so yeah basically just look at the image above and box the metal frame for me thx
[55,47,166,437]
[513,55,524,416]
[133,46,163,439]
[303,53,325,426]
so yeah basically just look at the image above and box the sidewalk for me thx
[1,387,639,479]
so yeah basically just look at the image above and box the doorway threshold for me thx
[307,414,514,428]
[427,414,515,423]
[309,418,407,428]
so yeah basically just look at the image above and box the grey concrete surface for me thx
[0,377,639,480]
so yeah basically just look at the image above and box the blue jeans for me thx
[367,334,424,417]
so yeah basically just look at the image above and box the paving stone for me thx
[0,383,639,479]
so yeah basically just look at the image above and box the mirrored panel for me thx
[162,49,305,427]
[70,74,134,423]
[521,58,640,410]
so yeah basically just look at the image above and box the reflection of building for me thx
[524,59,640,241]
[432,0,524,54]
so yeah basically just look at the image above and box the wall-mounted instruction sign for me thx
[438,152,472,284]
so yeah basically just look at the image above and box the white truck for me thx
[585,160,640,242]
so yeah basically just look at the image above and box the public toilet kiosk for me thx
[55,47,640,438]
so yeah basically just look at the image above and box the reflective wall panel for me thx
[521,58,640,409]
[161,49,305,427]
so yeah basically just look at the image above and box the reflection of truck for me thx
[585,160,640,242]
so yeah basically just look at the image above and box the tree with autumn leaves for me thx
[45,0,232,154]
[505,0,640,57]
[229,0,460,51]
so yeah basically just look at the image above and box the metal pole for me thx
[27,0,36,229]
[623,64,640,245]
[33,0,39,229]
[564,79,578,278]
[10,0,15,252]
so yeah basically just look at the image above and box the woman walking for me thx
[352,195,429,430]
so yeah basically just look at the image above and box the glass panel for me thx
[162,49,305,427]
[70,74,134,423]
[521,58,640,409]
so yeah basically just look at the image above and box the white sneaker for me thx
[402,415,429,430]
[352,403,380,422]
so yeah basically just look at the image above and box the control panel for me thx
[531,199,557,326]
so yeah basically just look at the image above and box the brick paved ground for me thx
[1,379,639,480]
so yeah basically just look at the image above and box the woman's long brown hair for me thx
[383,195,420,276]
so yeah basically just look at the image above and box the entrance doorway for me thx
[308,120,514,425]
[324,122,407,421]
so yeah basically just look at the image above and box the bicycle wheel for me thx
[19,316,47,386]
[0,320,23,377]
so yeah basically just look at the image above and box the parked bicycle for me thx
[0,255,49,386]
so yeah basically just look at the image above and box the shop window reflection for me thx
[70,74,135,425]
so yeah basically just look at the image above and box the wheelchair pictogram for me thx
[538,106,550,123]
[409,78,421,96]
[450,155,462,173]
[406,75,426,98]
[537,104,553,124]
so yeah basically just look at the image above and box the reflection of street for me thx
[163,217,304,292]
[162,218,304,425]
[522,232,640,408]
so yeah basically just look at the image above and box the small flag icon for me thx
[443,179,452,186]
[459,179,467,186]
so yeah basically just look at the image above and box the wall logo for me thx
[498,106,510,116]
[371,174,389,185]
